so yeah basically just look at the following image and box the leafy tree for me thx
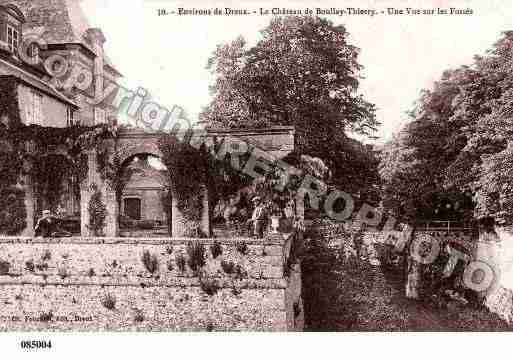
[201,16,379,195]
[104,154,145,211]
[380,31,513,225]
[380,67,482,222]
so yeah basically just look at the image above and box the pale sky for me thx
[80,0,513,143]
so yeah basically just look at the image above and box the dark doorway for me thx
[124,198,141,220]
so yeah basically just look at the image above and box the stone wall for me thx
[0,235,303,331]
[306,219,382,265]
[308,218,476,264]
[480,227,513,322]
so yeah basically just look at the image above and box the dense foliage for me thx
[87,184,107,237]
[0,187,27,235]
[1,122,114,208]
[201,16,379,198]
[158,133,210,223]
[380,31,513,225]
[0,76,119,236]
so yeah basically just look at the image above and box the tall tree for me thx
[380,31,513,225]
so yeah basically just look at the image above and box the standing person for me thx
[249,197,267,238]
[34,210,57,238]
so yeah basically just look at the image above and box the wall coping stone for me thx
[0,236,289,245]
[0,276,288,289]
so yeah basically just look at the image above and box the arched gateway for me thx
[78,126,295,237]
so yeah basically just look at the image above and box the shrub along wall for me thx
[0,236,303,331]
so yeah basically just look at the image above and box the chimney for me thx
[85,28,106,101]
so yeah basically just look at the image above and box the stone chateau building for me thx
[0,0,122,236]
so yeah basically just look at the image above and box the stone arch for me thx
[112,135,172,237]
[104,130,212,237]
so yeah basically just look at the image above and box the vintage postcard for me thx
[0,0,512,356]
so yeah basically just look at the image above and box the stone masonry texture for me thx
[0,236,304,331]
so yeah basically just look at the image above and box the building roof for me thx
[0,73,78,108]
[0,3,25,22]
[0,0,87,45]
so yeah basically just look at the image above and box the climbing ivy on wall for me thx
[0,77,26,234]
[0,77,117,234]
[87,184,107,237]
[0,77,23,186]
[157,132,301,235]
[158,133,209,222]
[0,187,27,235]
[13,124,114,212]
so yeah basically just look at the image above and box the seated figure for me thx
[34,210,58,238]
[35,210,72,238]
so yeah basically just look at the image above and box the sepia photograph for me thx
[0,0,513,356]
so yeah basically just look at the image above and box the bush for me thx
[141,250,159,274]
[158,134,208,222]
[231,286,242,296]
[186,242,206,272]
[236,241,249,255]
[58,267,68,279]
[221,260,235,275]
[210,241,223,259]
[183,223,207,238]
[134,309,144,323]
[25,260,35,272]
[101,293,116,310]
[42,250,51,261]
[0,186,26,235]
[199,275,220,296]
[234,264,248,280]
